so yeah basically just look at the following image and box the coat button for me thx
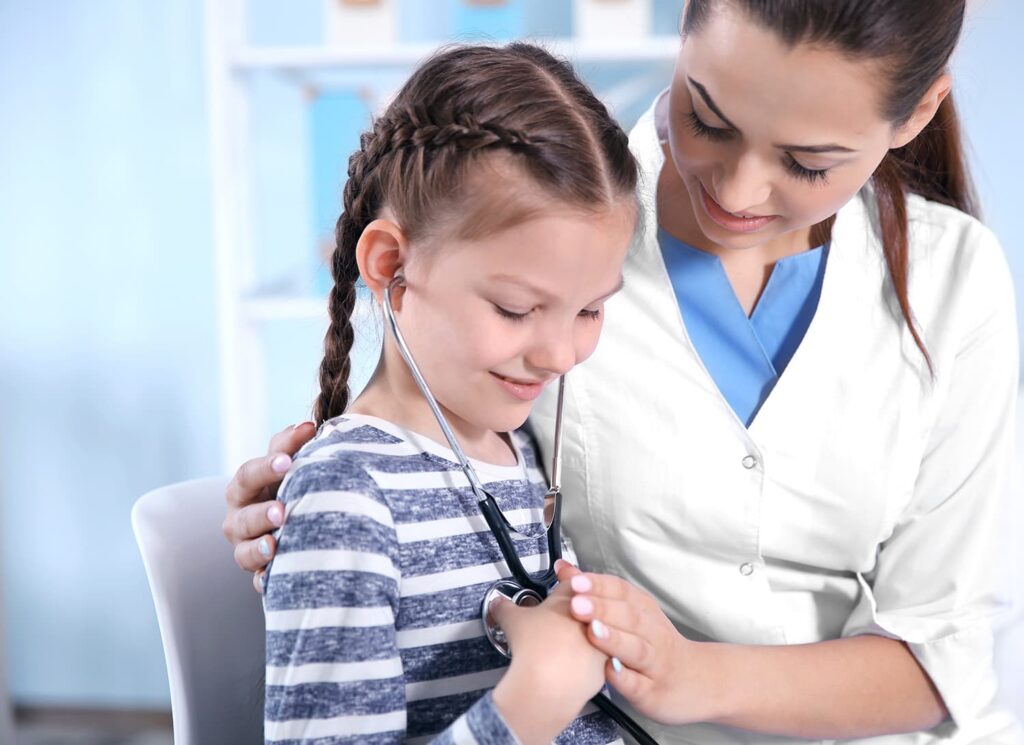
[739,562,754,576]
[741,454,757,469]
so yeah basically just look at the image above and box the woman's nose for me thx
[713,153,772,215]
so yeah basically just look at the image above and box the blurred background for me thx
[0,0,1021,742]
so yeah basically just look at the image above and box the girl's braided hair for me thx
[314,43,638,425]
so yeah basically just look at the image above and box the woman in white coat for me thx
[223,1,1020,742]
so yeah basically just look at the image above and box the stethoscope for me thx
[383,276,659,745]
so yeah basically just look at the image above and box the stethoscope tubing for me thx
[381,276,659,745]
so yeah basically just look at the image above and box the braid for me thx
[378,105,539,161]
[313,146,381,425]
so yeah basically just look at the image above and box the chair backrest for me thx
[132,477,265,745]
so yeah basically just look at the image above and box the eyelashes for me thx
[493,305,602,323]
[685,110,831,186]
[685,110,732,143]
[493,305,528,323]
[783,154,830,184]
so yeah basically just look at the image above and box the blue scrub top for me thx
[658,228,829,426]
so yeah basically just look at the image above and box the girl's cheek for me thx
[574,322,605,365]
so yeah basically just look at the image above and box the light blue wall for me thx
[0,0,1021,709]
[955,0,1024,326]
[0,0,217,705]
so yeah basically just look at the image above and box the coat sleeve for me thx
[841,224,1021,739]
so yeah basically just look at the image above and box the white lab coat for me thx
[530,99,1023,743]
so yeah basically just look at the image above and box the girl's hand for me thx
[222,421,317,591]
[555,562,717,725]
[489,578,609,744]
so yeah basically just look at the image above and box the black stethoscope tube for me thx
[382,277,659,745]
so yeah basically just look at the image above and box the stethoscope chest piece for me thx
[482,580,543,659]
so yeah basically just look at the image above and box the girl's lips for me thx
[490,372,547,402]
[699,183,778,234]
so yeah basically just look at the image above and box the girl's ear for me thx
[356,218,409,301]
[890,72,952,149]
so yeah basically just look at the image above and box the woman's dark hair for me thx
[314,43,639,425]
[684,0,975,372]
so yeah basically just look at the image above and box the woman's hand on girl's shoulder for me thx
[556,562,719,726]
[489,578,609,744]
[222,421,317,591]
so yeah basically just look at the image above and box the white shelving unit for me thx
[205,0,679,473]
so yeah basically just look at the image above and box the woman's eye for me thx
[686,110,734,143]
[785,154,830,185]
[493,304,530,323]
[578,308,602,321]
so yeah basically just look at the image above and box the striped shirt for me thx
[263,414,622,744]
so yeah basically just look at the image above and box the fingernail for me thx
[267,503,284,526]
[571,595,593,615]
[258,538,271,558]
[591,618,608,639]
[297,420,315,429]
[271,454,291,474]
[571,575,592,593]
[611,657,623,674]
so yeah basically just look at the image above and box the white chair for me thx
[132,477,265,745]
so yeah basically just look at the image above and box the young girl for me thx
[262,44,639,744]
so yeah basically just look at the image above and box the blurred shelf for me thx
[231,36,681,73]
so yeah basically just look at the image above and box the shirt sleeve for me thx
[263,459,522,745]
[841,225,1021,739]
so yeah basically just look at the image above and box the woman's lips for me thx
[699,183,778,234]
[490,372,547,401]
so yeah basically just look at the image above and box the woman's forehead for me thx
[680,6,891,140]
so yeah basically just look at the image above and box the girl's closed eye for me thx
[493,305,603,322]
[493,303,532,322]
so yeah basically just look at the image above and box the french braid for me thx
[313,43,638,425]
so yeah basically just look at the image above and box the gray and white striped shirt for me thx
[263,414,621,744]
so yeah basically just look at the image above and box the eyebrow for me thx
[489,274,625,303]
[687,76,857,154]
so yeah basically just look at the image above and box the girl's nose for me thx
[530,325,577,376]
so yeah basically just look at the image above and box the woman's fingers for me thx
[268,420,317,457]
[578,604,658,673]
[554,558,582,584]
[567,571,657,607]
[234,526,278,573]
[224,422,315,511]
[223,422,316,543]
[604,655,655,703]
[224,452,289,513]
